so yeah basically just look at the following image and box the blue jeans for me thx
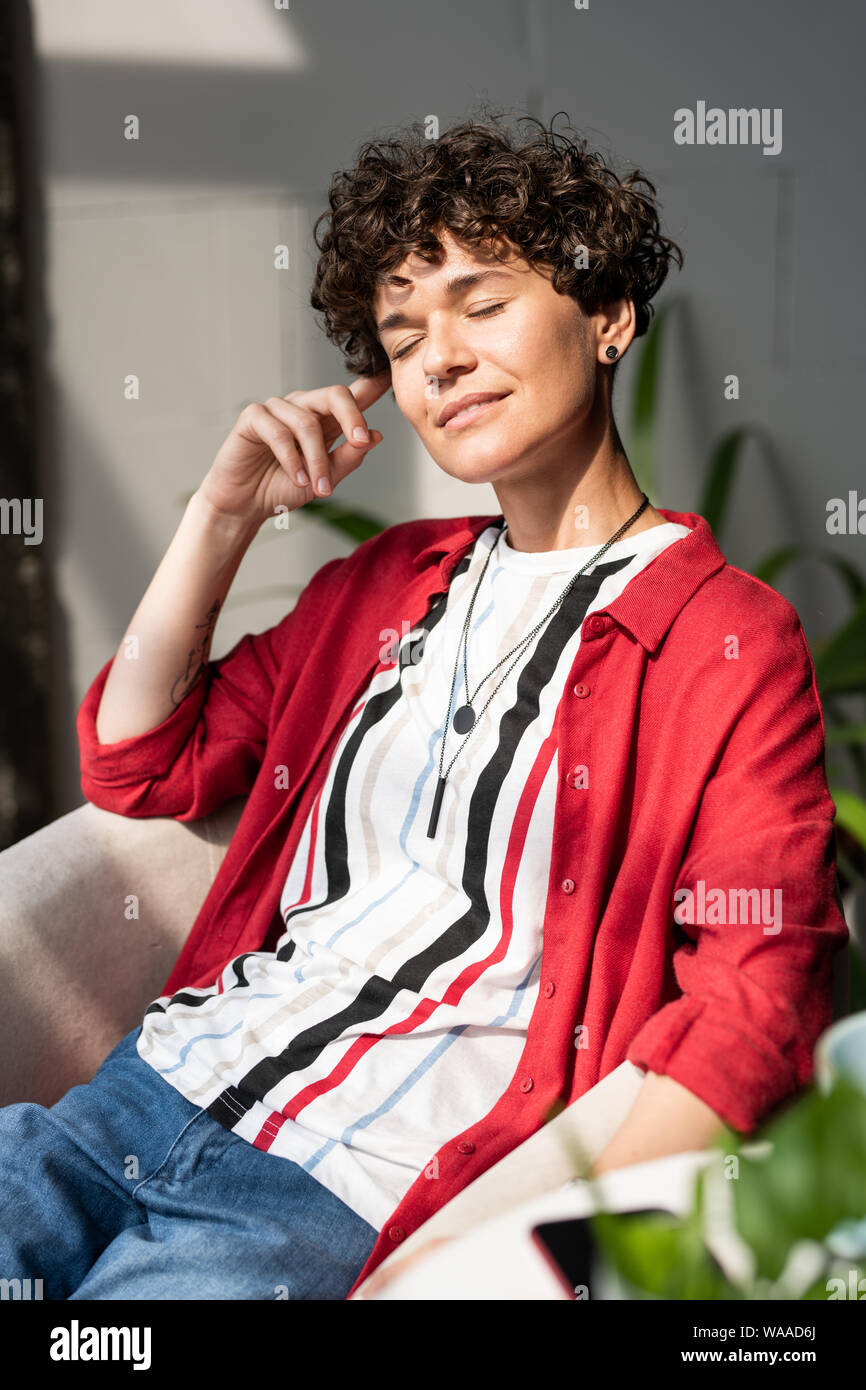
[0,1027,378,1300]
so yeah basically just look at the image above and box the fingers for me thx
[262,396,336,493]
[284,380,388,450]
[267,387,384,496]
[328,428,383,488]
[239,402,309,486]
[346,370,393,411]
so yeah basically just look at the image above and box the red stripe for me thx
[253,703,365,1149]
[255,735,557,1146]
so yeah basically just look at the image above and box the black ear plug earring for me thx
[605,346,619,359]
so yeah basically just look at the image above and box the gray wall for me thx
[29,0,864,815]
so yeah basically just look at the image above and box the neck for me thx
[493,427,666,553]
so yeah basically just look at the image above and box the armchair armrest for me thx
[0,796,245,1106]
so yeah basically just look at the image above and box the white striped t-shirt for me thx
[137,519,689,1228]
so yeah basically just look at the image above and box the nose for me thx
[420,312,476,383]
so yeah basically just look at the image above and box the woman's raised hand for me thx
[199,371,391,527]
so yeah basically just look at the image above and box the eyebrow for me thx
[375,268,516,335]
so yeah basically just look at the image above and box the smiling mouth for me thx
[442,396,509,431]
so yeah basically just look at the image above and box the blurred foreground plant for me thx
[551,1064,866,1301]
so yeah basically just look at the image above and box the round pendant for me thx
[453,703,476,734]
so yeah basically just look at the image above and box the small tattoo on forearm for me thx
[170,600,221,706]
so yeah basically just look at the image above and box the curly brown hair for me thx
[310,106,684,382]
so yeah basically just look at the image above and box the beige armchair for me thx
[0,799,851,1297]
[0,798,245,1107]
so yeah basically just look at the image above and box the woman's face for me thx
[373,228,623,489]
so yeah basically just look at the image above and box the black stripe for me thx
[273,569,457,956]
[210,549,632,1118]
[386,554,634,990]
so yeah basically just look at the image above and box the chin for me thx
[429,439,522,483]
[432,460,507,488]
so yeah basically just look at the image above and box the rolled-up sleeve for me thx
[76,554,349,822]
[625,605,850,1134]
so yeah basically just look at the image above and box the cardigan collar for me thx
[411,508,727,654]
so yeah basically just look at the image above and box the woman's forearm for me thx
[94,489,260,745]
[588,1070,728,1176]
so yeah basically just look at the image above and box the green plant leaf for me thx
[824,698,866,803]
[750,544,805,588]
[815,594,866,694]
[751,546,866,605]
[591,1204,740,1300]
[849,943,866,1016]
[800,1261,866,1300]
[826,724,866,748]
[298,499,389,543]
[586,1078,866,1298]
[629,302,672,502]
[833,789,866,851]
[729,1077,866,1283]
[835,843,864,894]
[698,429,754,541]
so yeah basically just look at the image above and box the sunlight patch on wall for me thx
[32,0,309,70]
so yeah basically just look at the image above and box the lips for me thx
[437,391,510,428]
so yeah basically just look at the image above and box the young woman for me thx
[1,112,848,1300]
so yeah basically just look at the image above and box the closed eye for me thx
[390,303,508,362]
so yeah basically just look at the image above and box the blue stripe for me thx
[155,994,282,1074]
[298,952,541,1175]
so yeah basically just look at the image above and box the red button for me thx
[561,878,575,894]
[573,683,590,698]
[588,615,606,634]
[544,981,556,998]
[457,1140,475,1154]
[388,1224,406,1243]
[519,1077,534,1093]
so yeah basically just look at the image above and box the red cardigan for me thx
[76,508,849,1295]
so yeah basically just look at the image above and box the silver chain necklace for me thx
[426,494,650,837]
